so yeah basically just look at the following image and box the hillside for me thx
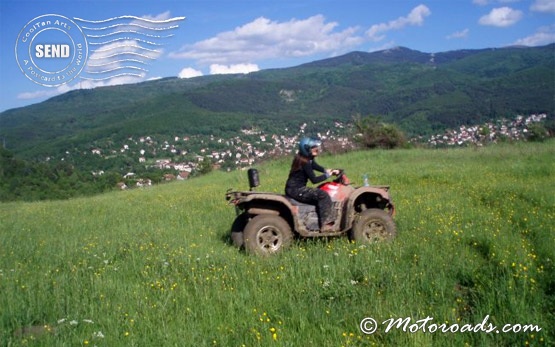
[0,44,553,162]
[1,142,554,345]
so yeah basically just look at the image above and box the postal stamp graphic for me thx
[15,13,185,88]
[15,14,88,87]
[74,15,185,83]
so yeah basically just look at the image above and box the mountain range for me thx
[1,44,553,161]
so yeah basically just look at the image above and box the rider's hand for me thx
[331,169,340,176]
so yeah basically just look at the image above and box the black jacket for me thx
[285,159,327,195]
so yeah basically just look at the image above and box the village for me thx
[88,121,353,189]
[84,114,548,189]
[422,113,548,147]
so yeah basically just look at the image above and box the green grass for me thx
[1,141,554,346]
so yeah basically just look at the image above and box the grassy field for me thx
[1,141,554,346]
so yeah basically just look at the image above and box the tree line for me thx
[0,145,121,202]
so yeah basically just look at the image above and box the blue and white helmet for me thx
[299,137,322,157]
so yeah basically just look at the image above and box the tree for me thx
[195,157,213,176]
[354,115,407,149]
[525,123,549,142]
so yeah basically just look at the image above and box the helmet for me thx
[299,137,322,157]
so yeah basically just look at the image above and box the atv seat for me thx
[286,197,316,208]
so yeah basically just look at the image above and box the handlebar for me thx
[333,169,345,184]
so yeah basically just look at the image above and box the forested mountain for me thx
[1,44,553,161]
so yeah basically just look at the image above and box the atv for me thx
[225,168,396,255]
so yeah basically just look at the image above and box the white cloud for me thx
[140,10,172,21]
[367,41,397,52]
[17,89,60,101]
[178,67,204,78]
[17,81,88,101]
[513,25,555,46]
[82,76,144,89]
[473,0,520,5]
[209,63,259,75]
[366,4,431,42]
[169,15,363,65]
[446,28,470,39]
[531,0,555,13]
[479,7,523,27]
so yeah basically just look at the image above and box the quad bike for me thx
[225,168,396,255]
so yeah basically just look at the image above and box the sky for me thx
[1,0,553,112]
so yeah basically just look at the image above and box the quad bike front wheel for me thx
[350,208,396,243]
[243,214,293,255]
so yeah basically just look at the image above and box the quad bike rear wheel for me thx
[230,213,248,248]
[350,208,396,243]
[243,214,293,255]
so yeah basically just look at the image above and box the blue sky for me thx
[1,0,553,112]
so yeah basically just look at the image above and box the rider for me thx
[285,137,340,231]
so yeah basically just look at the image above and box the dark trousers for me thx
[286,186,333,227]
